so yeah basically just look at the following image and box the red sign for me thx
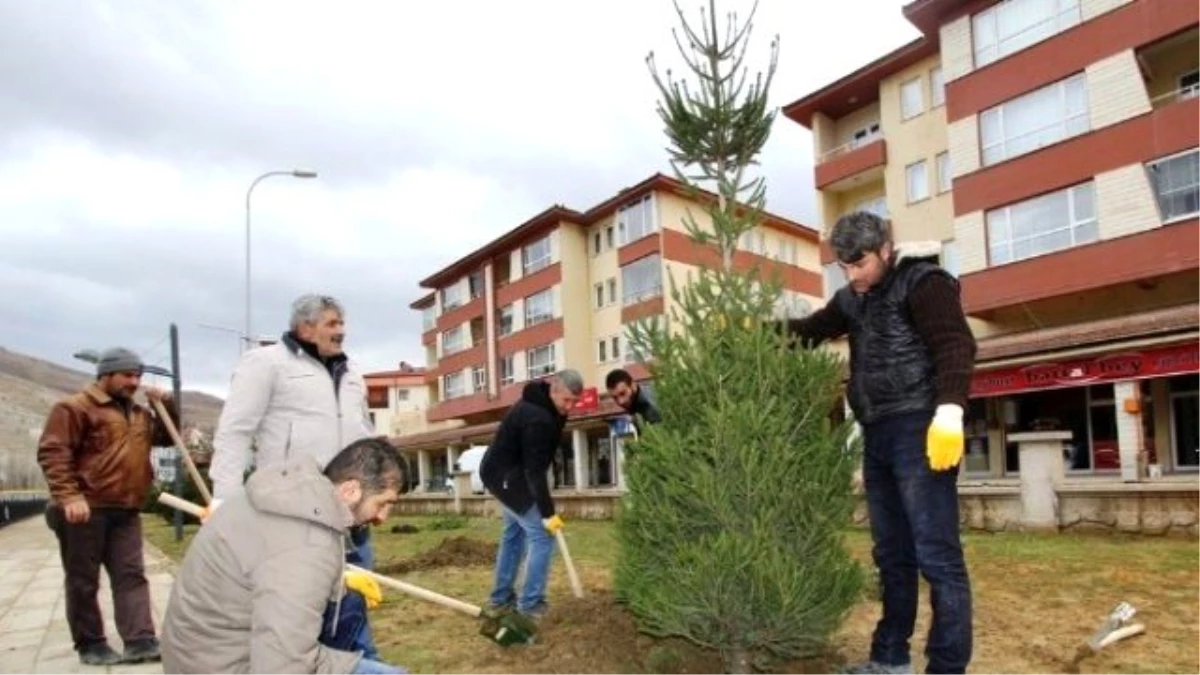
[571,387,600,414]
[970,341,1199,397]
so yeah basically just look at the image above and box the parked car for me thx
[455,446,488,494]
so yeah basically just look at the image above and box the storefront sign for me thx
[971,341,1199,397]
[571,386,600,413]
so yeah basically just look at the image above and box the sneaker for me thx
[482,600,514,618]
[121,638,162,664]
[518,602,549,622]
[842,661,913,674]
[78,642,122,666]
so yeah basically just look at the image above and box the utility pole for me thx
[170,323,184,542]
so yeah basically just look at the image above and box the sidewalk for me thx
[0,516,174,674]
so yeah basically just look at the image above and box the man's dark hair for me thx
[829,211,893,264]
[605,368,634,390]
[324,437,408,495]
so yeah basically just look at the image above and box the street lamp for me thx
[245,168,318,351]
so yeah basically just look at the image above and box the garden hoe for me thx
[156,493,538,647]
[1065,601,1145,673]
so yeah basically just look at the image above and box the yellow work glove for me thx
[926,404,965,471]
[343,570,383,609]
[542,514,564,535]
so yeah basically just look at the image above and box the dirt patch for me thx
[469,591,840,674]
[377,536,496,575]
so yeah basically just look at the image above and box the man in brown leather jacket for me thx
[37,347,178,666]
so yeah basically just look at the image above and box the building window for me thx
[987,182,1097,266]
[936,152,951,193]
[1180,70,1200,101]
[851,122,882,148]
[421,306,436,331]
[739,229,766,255]
[597,339,608,363]
[499,355,515,386]
[440,284,464,312]
[522,235,552,275]
[524,289,554,327]
[468,270,485,300]
[1170,375,1199,469]
[1147,149,1199,222]
[940,240,961,277]
[397,389,410,402]
[822,261,844,301]
[442,325,467,354]
[623,320,655,364]
[855,196,889,218]
[605,225,615,249]
[973,0,1081,67]
[611,335,621,361]
[607,278,618,305]
[621,254,663,306]
[367,386,389,409]
[472,366,487,393]
[900,77,924,120]
[443,371,466,400]
[617,195,657,245]
[980,73,1088,166]
[527,344,556,379]
[593,231,602,256]
[497,305,514,336]
[906,160,929,203]
[930,66,945,107]
[594,282,605,309]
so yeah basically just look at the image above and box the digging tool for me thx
[1066,601,1146,672]
[151,398,213,505]
[555,530,584,598]
[156,493,539,646]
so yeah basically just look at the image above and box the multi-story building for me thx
[363,361,443,438]
[783,0,1198,487]
[396,173,823,497]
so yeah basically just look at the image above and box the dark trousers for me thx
[862,412,973,674]
[46,506,156,651]
[320,526,379,659]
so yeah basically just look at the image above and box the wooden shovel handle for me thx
[157,492,206,519]
[555,530,584,598]
[346,564,483,617]
[151,398,213,505]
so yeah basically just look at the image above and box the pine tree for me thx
[613,1,864,672]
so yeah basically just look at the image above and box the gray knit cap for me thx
[96,347,144,376]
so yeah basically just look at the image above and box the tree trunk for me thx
[724,648,753,674]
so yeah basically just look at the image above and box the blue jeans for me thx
[353,657,406,674]
[320,528,379,659]
[488,506,555,613]
[863,411,972,674]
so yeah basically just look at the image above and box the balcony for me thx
[814,135,887,192]
[1140,27,1199,110]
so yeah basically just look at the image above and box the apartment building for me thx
[363,361,447,439]
[783,0,1199,483]
[397,173,822,494]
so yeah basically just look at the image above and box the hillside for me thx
[0,347,224,489]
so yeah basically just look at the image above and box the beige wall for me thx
[832,102,883,152]
[1086,49,1151,131]
[812,112,837,163]
[558,223,594,381]
[879,54,955,244]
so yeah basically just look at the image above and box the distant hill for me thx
[0,347,224,489]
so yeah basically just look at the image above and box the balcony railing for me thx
[1151,83,1200,109]
[819,130,883,163]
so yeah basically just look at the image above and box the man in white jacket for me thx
[208,293,383,658]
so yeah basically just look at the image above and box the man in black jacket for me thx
[605,368,662,430]
[784,212,976,675]
[480,370,584,620]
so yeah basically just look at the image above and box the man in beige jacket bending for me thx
[161,438,407,674]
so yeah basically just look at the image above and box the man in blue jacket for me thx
[480,370,584,621]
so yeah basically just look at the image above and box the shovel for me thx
[157,492,538,646]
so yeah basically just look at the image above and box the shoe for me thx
[483,600,514,618]
[517,602,549,622]
[842,661,913,674]
[78,642,122,666]
[121,638,162,664]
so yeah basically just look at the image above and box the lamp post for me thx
[245,168,318,351]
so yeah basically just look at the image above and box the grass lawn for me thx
[143,514,1198,674]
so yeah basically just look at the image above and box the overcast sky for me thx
[0,0,918,398]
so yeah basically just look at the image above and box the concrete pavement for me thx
[0,516,174,674]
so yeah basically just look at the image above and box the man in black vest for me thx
[783,212,976,675]
[480,370,583,621]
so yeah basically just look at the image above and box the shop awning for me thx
[971,304,1198,397]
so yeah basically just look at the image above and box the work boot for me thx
[518,602,549,623]
[841,661,913,674]
[78,642,122,666]
[121,637,162,664]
